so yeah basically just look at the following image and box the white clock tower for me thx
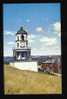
[13,27,31,61]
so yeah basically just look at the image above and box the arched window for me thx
[17,36,19,41]
[21,34,24,41]
[17,43,19,48]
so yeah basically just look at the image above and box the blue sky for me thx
[3,3,61,56]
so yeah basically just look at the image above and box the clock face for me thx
[21,42,25,47]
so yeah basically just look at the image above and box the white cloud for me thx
[28,35,60,55]
[40,37,56,46]
[31,47,61,56]
[8,41,15,45]
[31,40,61,55]
[53,22,61,32]
[28,34,36,39]
[28,34,36,46]
[29,39,34,43]
[26,19,30,23]
[4,31,14,36]
[36,27,43,32]
[4,49,13,57]
[52,22,61,37]
[28,34,37,43]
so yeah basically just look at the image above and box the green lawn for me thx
[4,64,62,94]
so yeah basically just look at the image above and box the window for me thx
[21,34,24,41]
[17,43,19,47]
[17,36,19,41]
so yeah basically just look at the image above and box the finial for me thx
[20,26,23,30]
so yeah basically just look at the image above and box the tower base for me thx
[10,61,38,72]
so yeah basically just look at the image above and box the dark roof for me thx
[16,27,27,35]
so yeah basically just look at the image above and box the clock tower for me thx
[13,27,31,61]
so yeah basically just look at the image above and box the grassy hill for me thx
[4,64,62,94]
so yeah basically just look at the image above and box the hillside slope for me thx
[4,64,62,94]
